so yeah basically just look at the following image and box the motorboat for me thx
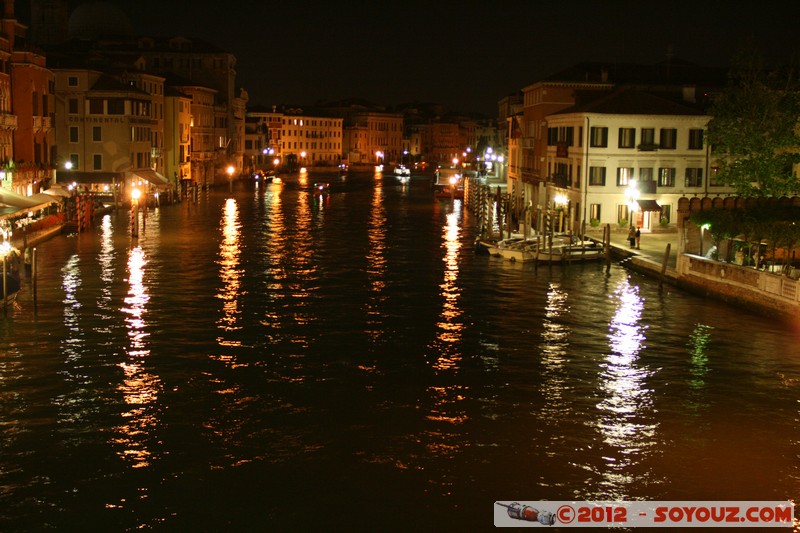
[313,182,331,195]
[394,165,410,177]
[432,167,464,199]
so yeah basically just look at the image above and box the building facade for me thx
[543,87,735,233]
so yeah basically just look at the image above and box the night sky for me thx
[23,1,800,116]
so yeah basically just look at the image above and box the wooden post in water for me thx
[604,224,612,272]
[2,255,6,314]
[32,247,38,304]
[659,243,671,288]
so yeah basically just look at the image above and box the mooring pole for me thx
[660,243,671,288]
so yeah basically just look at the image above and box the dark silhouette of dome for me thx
[68,1,133,40]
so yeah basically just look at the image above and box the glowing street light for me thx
[625,179,640,227]
[227,164,235,193]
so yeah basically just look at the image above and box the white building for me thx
[543,87,736,233]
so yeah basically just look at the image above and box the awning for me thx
[0,190,58,221]
[128,170,170,187]
[637,199,662,212]
[0,188,58,209]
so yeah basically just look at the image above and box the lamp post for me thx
[227,165,234,194]
[625,179,640,228]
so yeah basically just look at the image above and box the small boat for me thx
[483,234,604,264]
[534,241,603,264]
[432,167,464,199]
[2,271,20,302]
[393,165,410,177]
[313,182,331,195]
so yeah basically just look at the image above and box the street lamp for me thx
[227,164,234,193]
[625,179,640,227]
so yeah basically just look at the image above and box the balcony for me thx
[0,113,17,129]
[33,116,52,132]
[637,143,659,152]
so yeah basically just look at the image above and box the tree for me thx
[706,44,800,197]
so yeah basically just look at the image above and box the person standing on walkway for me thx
[628,226,636,248]
[635,227,641,249]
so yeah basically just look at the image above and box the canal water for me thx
[2,171,799,531]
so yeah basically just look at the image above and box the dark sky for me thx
[31,1,800,116]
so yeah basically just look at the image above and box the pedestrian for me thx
[628,226,636,248]
[635,227,641,249]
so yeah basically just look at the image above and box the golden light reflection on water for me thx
[216,198,244,348]
[365,178,387,343]
[539,283,570,415]
[114,244,161,469]
[431,209,464,372]
[596,278,655,496]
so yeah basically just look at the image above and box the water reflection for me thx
[595,278,656,497]
[216,198,244,350]
[113,244,161,468]
[432,207,464,372]
[539,283,571,417]
[365,176,387,343]
[97,215,115,308]
[685,323,712,411]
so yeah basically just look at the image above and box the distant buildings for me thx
[0,0,741,239]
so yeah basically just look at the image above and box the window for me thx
[92,126,102,142]
[658,167,676,187]
[641,128,655,145]
[68,76,78,87]
[709,166,723,187]
[685,168,703,187]
[107,99,125,115]
[689,129,704,150]
[617,205,630,225]
[661,205,671,223]
[590,204,601,222]
[69,154,79,169]
[93,154,102,170]
[639,167,654,182]
[589,166,606,186]
[68,98,78,114]
[590,127,608,147]
[660,128,677,149]
[89,98,103,114]
[69,126,78,143]
[617,167,634,186]
[618,128,636,148]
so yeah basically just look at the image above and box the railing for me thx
[637,143,659,151]
[681,254,800,310]
[0,113,17,129]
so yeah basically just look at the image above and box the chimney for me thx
[682,86,697,104]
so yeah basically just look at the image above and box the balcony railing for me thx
[637,143,659,151]
[0,113,17,129]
